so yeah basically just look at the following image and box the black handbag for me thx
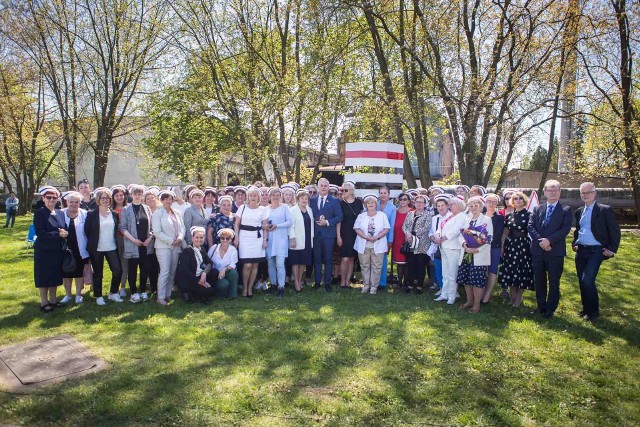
[61,240,77,274]
[400,215,420,255]
[400,241,412,255]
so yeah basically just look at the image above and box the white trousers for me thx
[441,247,461,300]
[156,247,180,300]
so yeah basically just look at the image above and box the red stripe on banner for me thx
[345,150,404,160]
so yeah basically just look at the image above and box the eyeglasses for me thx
[580,191,595,195]
[45,195,58,200]
[414,200,426,204]
[512,197,523,201]
[308,191,317,195]
[219,236,231,241]
[99,197,111,201]
[545,188,560,193]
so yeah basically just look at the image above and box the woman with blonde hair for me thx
[208,228,240,298]
[234,186,268,297]
[499,191,534,307]
[336,181,363,289]
[266,187,293,297]
[289,189,314,292]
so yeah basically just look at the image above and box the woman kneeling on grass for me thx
[174,227,217,304]
[207,228,240,299]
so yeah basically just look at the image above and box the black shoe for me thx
[530,308,546,316]
[277,289,284,298]
[402,285,412,294]
[182,292,192,303]
[578,310,587,317]
[202,297,213,305]
[331,277,340,285]
[585,313,600,322]
[324,284,332,293]
[265,285,276,294]
[415,287,423,295]
[542,311,554,319]
[40,303,54,313]
[313,283,321,289]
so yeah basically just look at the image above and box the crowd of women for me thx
[32,179,546,314]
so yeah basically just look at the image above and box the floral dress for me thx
[499,209,534,290]
[208,212,235,245]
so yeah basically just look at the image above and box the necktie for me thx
[545,204,555,225]
[320,197,325,211]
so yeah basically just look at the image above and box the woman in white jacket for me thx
[435,196,468,305]
[353,194,390,295]
[152,190,185,305]
[288,189,314,292]
[457,196,494,313]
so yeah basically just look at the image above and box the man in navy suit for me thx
[571,182,621,322]
[528,179,572,319]
[310,178,343,292]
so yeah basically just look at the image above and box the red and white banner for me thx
[527,190,539,213]
[344,142,405,168]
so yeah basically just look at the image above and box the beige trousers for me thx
[359,247,384,290]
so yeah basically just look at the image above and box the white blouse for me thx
[353,211,390,254]
[207,244,238,271]
[97,212,116,252]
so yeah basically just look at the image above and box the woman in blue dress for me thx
[33,186,68,312]
[266,188,293,297]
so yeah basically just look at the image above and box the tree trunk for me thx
[362,3,414,188]
[613,0,640,225]
[538,49,565,195]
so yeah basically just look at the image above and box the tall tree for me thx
[0,57,63,213]
[580,0,639,223]
[78,0,168,187]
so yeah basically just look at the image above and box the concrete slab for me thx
[0,335,107,392]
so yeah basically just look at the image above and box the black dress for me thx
[339,198,363,257]
[62,216,85,278]
[33,207,66,287]
[499,209,534,290]
[289,210,313,266]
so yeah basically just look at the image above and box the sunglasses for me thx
[219,236,231,241]
[512,197,523,201]
[308,191,317,194]
[45,195,58,200]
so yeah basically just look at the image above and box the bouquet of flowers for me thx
[460,223,492,263]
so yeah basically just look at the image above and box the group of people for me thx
[31,177,620,322]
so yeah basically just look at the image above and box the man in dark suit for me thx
[528,179,572,318]
[310,178,343,292]
[571,182,621,322]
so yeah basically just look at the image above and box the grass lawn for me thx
[1,215,639,426]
